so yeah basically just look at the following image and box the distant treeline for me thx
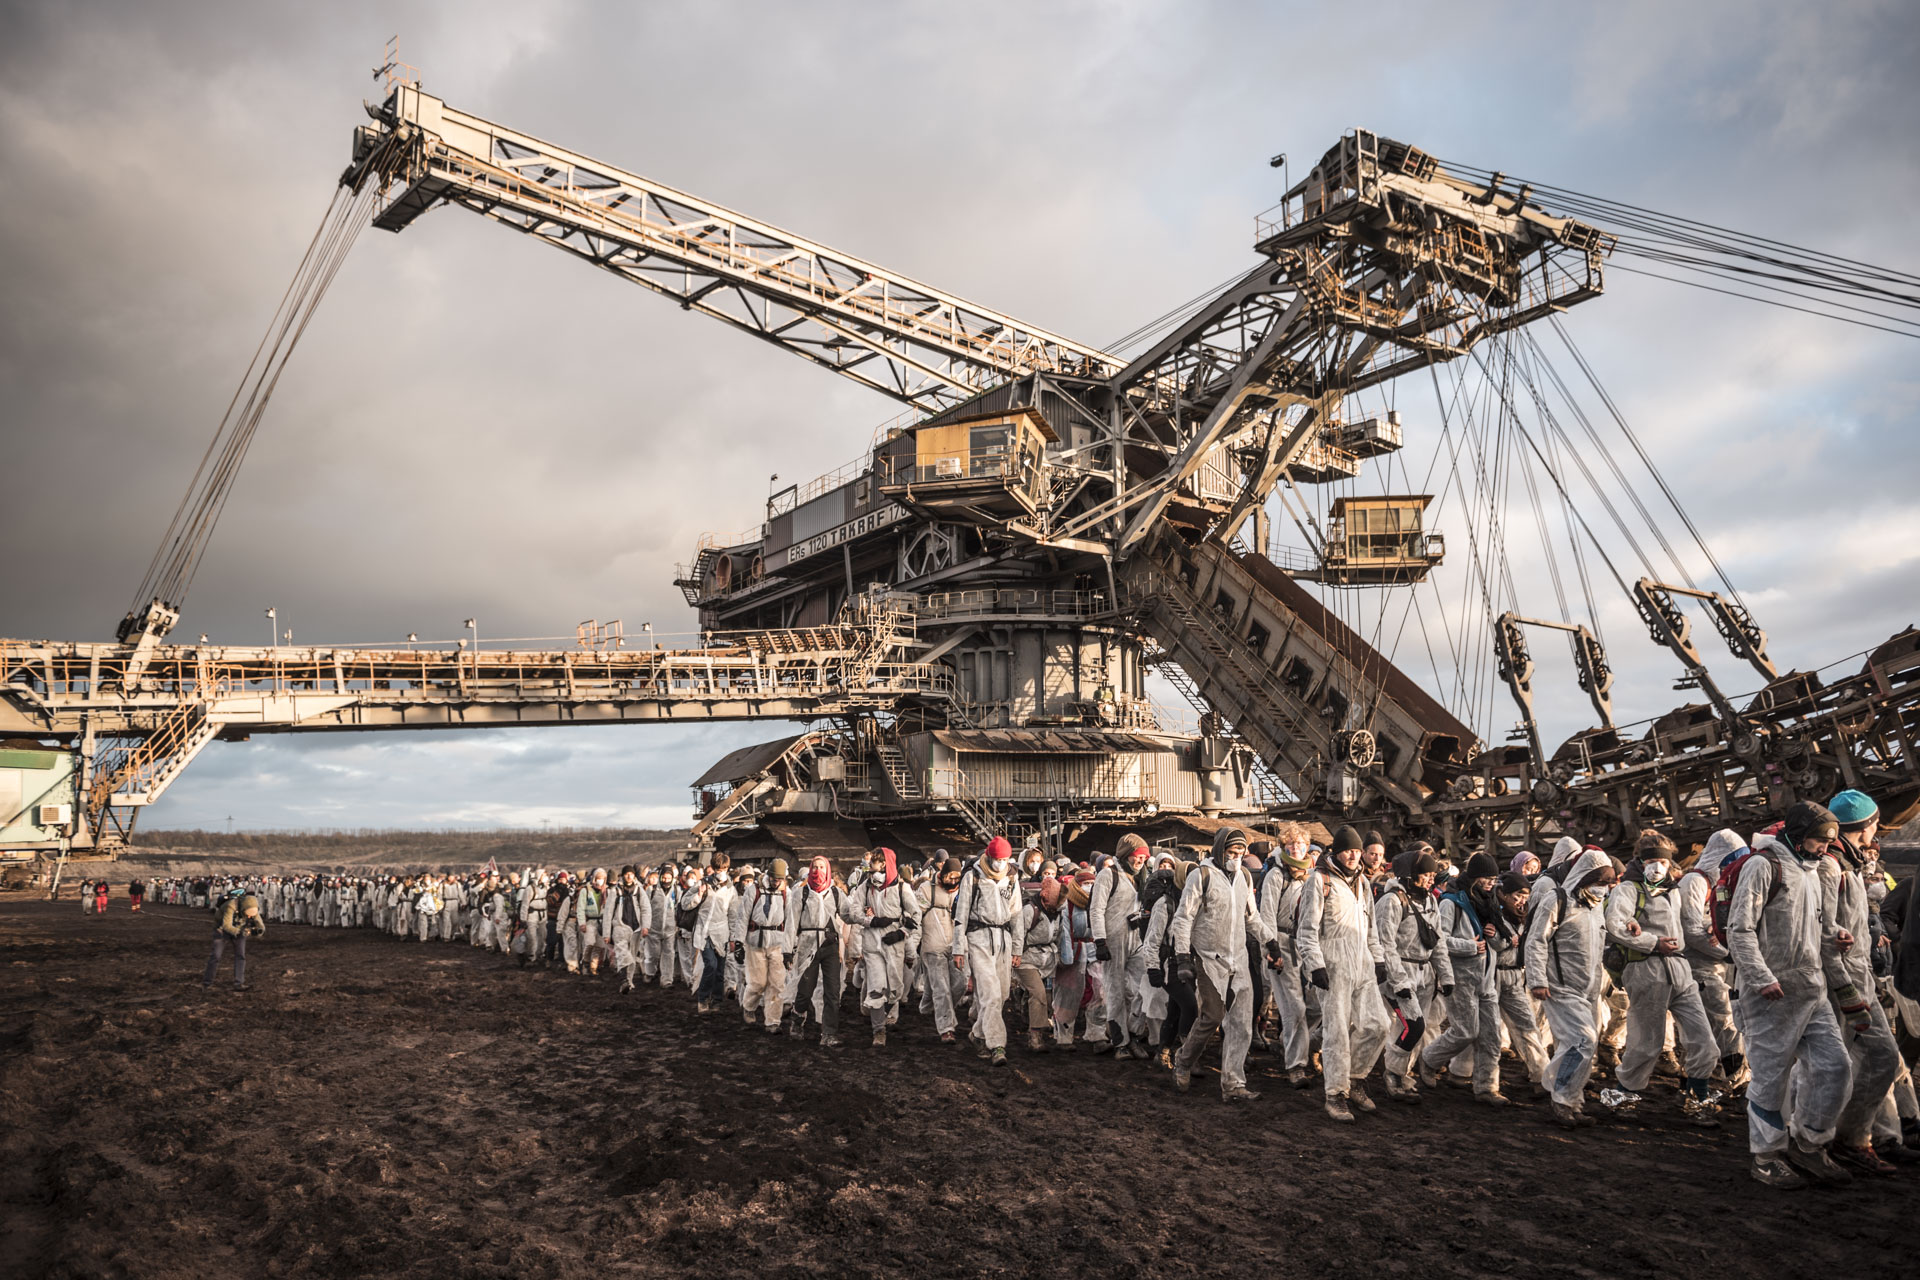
[140,827,687,850]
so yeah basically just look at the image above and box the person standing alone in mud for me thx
[204,887,266,991]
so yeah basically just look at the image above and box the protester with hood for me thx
[1491,871,1549,1096]
[1134,854,1179,1064]
[1170,826,1281,1102]
[953,836,1027,1066]
[1422,851,1510,1103]
[1817,790,1908,1172]
[642,867,673,985]
[1525,846,1616,1129]
[607,866,651,993]
[844,848,922,1047]
[691,861,735,1011]
[1297,825,1391,1120]
[1052,869,1108,1049]
[1677,829,1748,1083]
[725,859,788,1032]
[1258,823,1319,1086]
[1376,847,1450,1102]
[672,868,704,989]
[1728,802,1857,1187]
[784,855,849,1045]
[917,855,969,1042]
[1605,830,1723,1124]
[1091,833,1153,1058]
[1014,873,1063,1052]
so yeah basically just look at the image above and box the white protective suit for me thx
[1258,868,1315,1071]
[1604,870,1720,1089]
[734,880,791,1028]
[1296,858,1389,1099]
[1524,849,1612,1109]
[1375,876,1452,1086]
[1090,857,1146,1049]
[1727,834,1852,1154]
[845,867,923,1032]
[1816,838,1901,1148]
[785,880,850,1036]
[1677,830,1746,1062]
[916,876,968,1036]
[1423,887,1503,1093]
[952,857,1027,1051]
[1171,854,1276,1095]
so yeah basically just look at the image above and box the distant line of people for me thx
[161,787,1920,1190]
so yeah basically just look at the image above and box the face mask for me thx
[1642,860,1669,885]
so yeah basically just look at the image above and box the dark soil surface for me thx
[1,897,1909,1279]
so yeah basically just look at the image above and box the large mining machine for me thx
[1,70,1915,865]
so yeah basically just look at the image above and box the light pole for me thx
[465,618,477,677]
[265,606,276,649]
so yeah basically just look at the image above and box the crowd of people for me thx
[150,787,1919,1191]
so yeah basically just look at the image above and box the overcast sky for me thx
[1,1,1914,830]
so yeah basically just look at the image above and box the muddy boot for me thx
[1550,1101,1585,1130]
[1750,1154,1806,1189]
[1325,1094,1355,1123]
[1832,1144,1896,1177]
[1784,1139,1852,1186]
[1475,1090,1511,1107]
[990,1048,1008,1067]
[1222,1084,1261,1102]
[1417,1059,1441,1089]
[1348,1082,1376,1113]
[1127,1041,1152,1060]
[1384,1073,1421,1105]
[1173,1065,1192,1093]
[976,1040,995,1060]
[1286,1065,1314,1088]
[1027,1029,1047,1053]
[819,1031,842,1048]
[939,1030,956,1044]
[743,1006,756,1025]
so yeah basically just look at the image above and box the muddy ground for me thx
[1,897,1909,1280]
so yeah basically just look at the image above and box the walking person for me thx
[203,886,265,991]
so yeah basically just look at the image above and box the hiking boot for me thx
[1172,1066,1192,1093]
[1719,1052,1750,1091]
[1529,1080,1551,1102]
[1874,1139,1920,1165]
[1833,1144,1897,1177]
[1127,1041,1153,1060]
[819,1032,841,1048]
[939,1031,957,1044]
[1475,1090,1511,1107]
[767,1022,784,1035]
[1784,1140,1853,1186]
[1222,1084,1261,1102]
[976,1041,995,1060]
[1286,1066,1314,1088]
[1383,1073,1416,1101]
[1325,1094,1355,1123]
[1679,1093,1722,1128]
[1027,1030,1047,1053]
[1656,1050,1684,1079]
[990,1048,1008,1067]
[233,983,251,993]
[1348,1082,1376,1113]
[1550,1101,1584,1130]
[1751,1155,1806,1189]
[1416,1060,1441,1089]
[871,1029,887,1048]
[743,1008,756,1025]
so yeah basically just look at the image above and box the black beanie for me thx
[1331,825,1364,855]
[1463,852,1501,883]
[1782,801,1839,848]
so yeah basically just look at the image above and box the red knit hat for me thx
[985,836,1012,861]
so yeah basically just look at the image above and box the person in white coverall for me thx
[1091,833,1152,1057]
[1258,829,1317,1086]
[1726,803,1855,1188]
[1375,849,1450,1102]
[605,867,650,993]
[1676,829,1747,1081]
[1169,827,1281,1102]
[1422,851,1508,1103]
[732,859,791,1032]
[845,848,923,1046]
[952,836,1026,1067]
[916,856,968,1042]
[1604,831,1722,1123]
[1297,825,1390,1121]
[1817,790,1905,1174]
[1524,846,1615,1130]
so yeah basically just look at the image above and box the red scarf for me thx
[807,865,832,892]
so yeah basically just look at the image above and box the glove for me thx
[1374,961,1389,984]
[730,942,745,961]
[1835,983,1872,1031]
[1173,956,1196,984]
[880,929,906,946]
[1438,983,1454,997]
[1395,987,1413,1001]
[1147,967,1164,988]
[1095,939,1112,962]
[1264,939,1284,962]
[1310,967,1329,990]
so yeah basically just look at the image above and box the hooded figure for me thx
[1677,829,1748,1076]
[1376,849,1450,1101]
[1297,826,1390,1119]
[1729,804,1856,1186]
[1816,794,1905,1171]
[784,856,850,1045]
[1422,851,1509,1102]
[733,859,791,1031]
[1604,832,1722,1119]
[1525,847,1615,1128]
[1168,827,1279,1102]
[606,866,652,992]
[1258,825,1320,1082]
[917,856,970,1042]
[1091,833,1153,1057]
[952,836,1028,1065]
[845,848,923,1046]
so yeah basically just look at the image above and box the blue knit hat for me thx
[1827,789,1879,826]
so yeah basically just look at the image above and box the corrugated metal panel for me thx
[0,749,58,769]
[691,734,804,787]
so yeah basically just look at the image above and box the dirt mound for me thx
[0,899,1909,1279]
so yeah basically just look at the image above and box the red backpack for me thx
[1707,845,1782,950]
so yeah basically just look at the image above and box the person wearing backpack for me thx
[203,887,265,991]
[1604,830,1723,1125]
[1421,852,1510,1104]
[1677,829,1749,1086]
[672,868,705,989]
[1091,833,1153,1059]
[1013,873,1063,1053]
[917,856,968,1043]
[1297,825,1389,1120]
[1492,872,1549,1097]
[1525,845,1615,1129]
[1258,827,1319,1087]
[1727,802,1857,1187]
[642,867,673,985]
[1820,789,1912,1173]
[952,837,1027,1066]
[843,848,922,1047]
[1375,848,1449,1103]
[1053,869,1107,1050]
[787,855,851,1046]
[1169,827,1281,1102]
